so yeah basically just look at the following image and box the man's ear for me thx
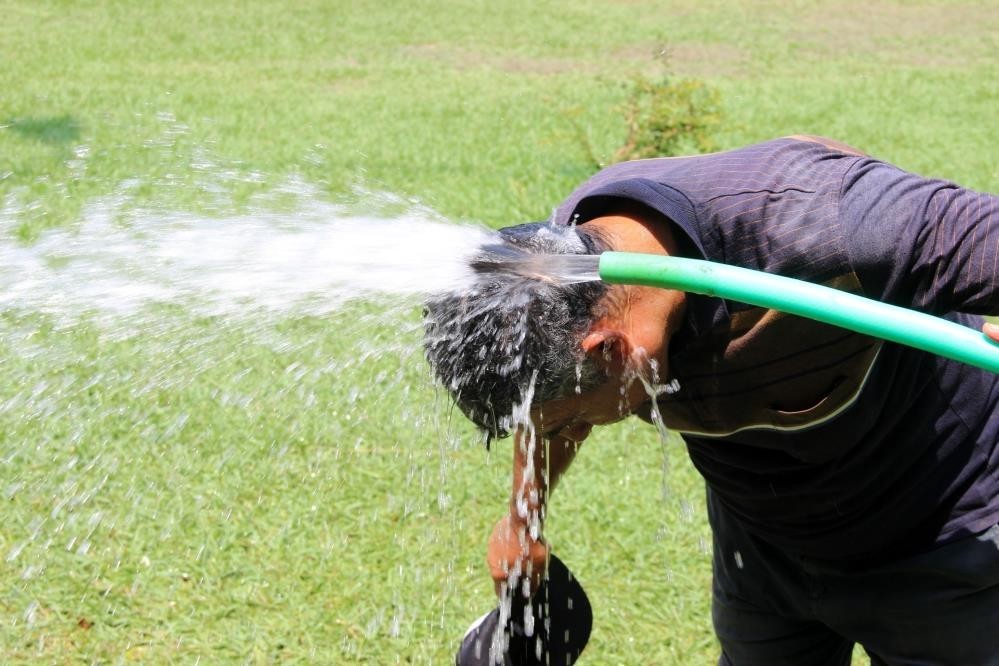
[580,330,634,375]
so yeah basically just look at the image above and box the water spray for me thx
[598,252,999,374]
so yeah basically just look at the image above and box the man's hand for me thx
[984,321,999,344]
[488,428,586,599]
[487,514,549,598]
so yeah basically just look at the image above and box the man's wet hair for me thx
[424,221,609,442]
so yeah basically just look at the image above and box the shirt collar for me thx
[566,177,727,339]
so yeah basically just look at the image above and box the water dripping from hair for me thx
[638,358,680,506]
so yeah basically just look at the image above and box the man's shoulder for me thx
[552,136,866,228]
[783,134,868,156]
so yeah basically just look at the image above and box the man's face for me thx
[531,365,656,444]
[506,209,686,446]
[528,278,685,445]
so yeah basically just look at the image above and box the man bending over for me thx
[424,136,999,664]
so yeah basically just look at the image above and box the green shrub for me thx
[612,75,723,163]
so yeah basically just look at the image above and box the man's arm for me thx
[487,425,588,598]
[841,159,999,317]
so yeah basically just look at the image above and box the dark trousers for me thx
[709,491,999,665]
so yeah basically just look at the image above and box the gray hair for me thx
[423,222,608,441]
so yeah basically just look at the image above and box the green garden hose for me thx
[598,251,999,374]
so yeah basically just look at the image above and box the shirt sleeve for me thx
[840,158,999,315]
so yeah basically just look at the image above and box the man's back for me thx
[554,137,999,560]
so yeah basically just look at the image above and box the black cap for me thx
[455,554,592,666]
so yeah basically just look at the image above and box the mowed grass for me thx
[1,1,998,663]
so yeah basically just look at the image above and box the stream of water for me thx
[0,182,531,659]
[0,180,658,662]
[0,184,501,326]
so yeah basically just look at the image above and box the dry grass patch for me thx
[403,40,752,79]
[401,43,585,75]
[795,1,999,67]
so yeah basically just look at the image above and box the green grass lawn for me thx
[2,1,998,663]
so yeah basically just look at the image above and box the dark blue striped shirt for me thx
[553,136,999,561]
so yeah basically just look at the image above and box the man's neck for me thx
[584,203,680,256]
[585,205,688,365]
